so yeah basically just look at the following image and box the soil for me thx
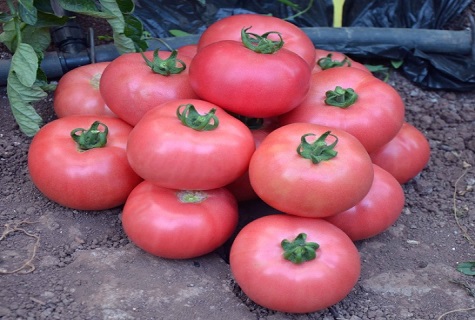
[1,5,475,320]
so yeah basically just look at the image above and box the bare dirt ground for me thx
[1,7,475,320]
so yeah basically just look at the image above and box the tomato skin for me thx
[177,44,198,58]
[312,49,370,73]
[99,50,199,126]
[126,99,256,190]
[325,164,405,241]
[122,181,238,259]
[197,14,316,67]
[230,214,360,313]
[28,115,142,210]
[279,67,405,153]
[189,40,311,118]
[249,122,374,218]
[54,62,116,118]
[370,122,431,184]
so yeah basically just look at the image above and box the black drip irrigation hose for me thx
[0,21,474,86]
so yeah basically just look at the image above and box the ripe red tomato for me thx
[189,36,311,118]
[176,44,198,58]
[54,62,116,118]
[325,164,405,241]
[28,115,142,210]
[249,122,374,218]
[279,67,405,153]
[312,49,370,73]
[126,99,255,190]
[99,50,199,126]
[197,14,316,67]
[370,122,431,184]
[230,214,360,313]
[122,181,238,259]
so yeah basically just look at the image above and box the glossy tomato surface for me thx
[197,14,316,67]
[325,164,405,241]
[126,99,255,190]
[370,122,431,184]
[230,214,360,313]
[279,67,405,153]
[249,122,374,218]
[100,50,198,126]
[122,181,238,259]
[28,115,142,210]
[189,40,311,118]
[54,62,116,117]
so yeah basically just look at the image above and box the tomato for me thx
[279,67,405,153]
[230,214,360,313]
[249,122,374,218]
[122,181,238,259]
[28,115,142,210]
[197,14,316,67]
[189,29,311,118]
[370,122,431,184]
[126,99,255,190]
[312,49,370,73]
[325,164,405,241]
[226,117,279,201]
[100,50,199,126]
[54,62,116,118]
[176,44,198,58]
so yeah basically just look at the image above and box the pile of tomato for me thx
[27,14,431,314]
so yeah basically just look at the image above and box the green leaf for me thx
[7,43,46,136]
[116,0,135,14]
[0,19,19,52]
[18,0,37,25]
[391,59,404,69]
[169,29,192,37]
[21,25,51,53]
[457,262,475,276]
[277,0,300,10]
[34,10,69,28]
[57,0,112,18]
[11,43,38,86]
[124,14,147,51]
[0,12,13,23]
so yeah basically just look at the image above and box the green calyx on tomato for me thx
[140,49,186,76]
[324,86,358,108]
[297,131,338,164]
[281,233,320,264]
[70,121,108,151]
[317,53,352,70]
[176,190,208,203]
[241,26,284,54]
[176,104,219,131]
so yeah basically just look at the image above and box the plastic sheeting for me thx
[134,0,474,91]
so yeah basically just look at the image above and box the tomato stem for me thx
[317,53,352,70]
[240,27,284,54]
[140,49,186,76]
[176,104,219,131]
[177,190,207,203]
[297,131,338,164]
[325,86,358,108]
[281,233,319,264]
[70,121,108,151]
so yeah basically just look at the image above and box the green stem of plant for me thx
[70,121,109,151]
[281,233,319,264]
[241,27,284,54]
[317,53,352,70]
[297,131,339,164]
[324,86,358,108]
[176,104,219,131]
